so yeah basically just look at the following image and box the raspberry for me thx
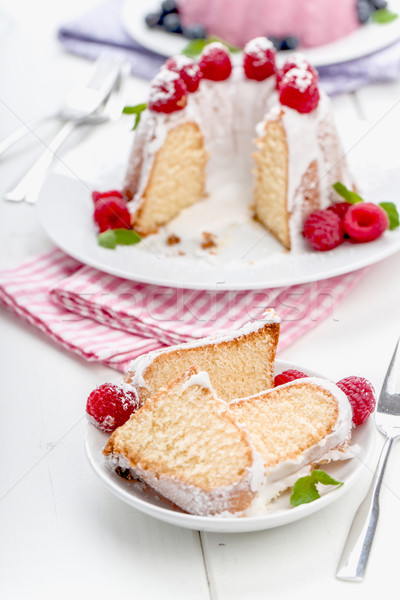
[92,190,123,205]
[336,376,376,426]
[165,55,202,92]
[343,203,389,243]
[198,43,232,81]
[243,37,276,81]
[148,68,187,113]
[279,67,320,113]
[303,209,344,251]
[327,202,351,221]
[86,383,140,432]
[276,54,318,89]
[274,369,308,387]
[94,196,131,233]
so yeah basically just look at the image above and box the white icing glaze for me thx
[231,377,353,515]
[105,375,353,517]
[127,308,280,392]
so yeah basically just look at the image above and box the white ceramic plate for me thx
[36,113,400,291]
[85,359,376,533]
[122,0,400,67]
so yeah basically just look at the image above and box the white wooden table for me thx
[1,1,400,598]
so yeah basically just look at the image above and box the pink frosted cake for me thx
[178,0,360,48]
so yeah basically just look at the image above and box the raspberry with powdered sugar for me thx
[243,36,276,81]
[279,65,320,113]
[165,55,202,93]
[148,67,188,113]
[198,42,232,81]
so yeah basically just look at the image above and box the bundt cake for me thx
[124,308,280,405]
[230,377,353,507]
[177,0,361,49]
[124,39,353,250]
[104,366,262,516]
[104,369,353,516]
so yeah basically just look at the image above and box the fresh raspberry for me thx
[274,369,308,387]
[276,54,318,89]
[165,55,202,93]
[336,376,376,426]
[91,190,123,205]
[243,37,276,81]
[343,203,389,243]
[303,209,344,251]
[198,42,232,81]
[86,383,140,432]
[327,202,351,221]
[279,66,320,113]
[94,196,131,232]
[148,68,187,113]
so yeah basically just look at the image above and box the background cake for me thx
[124,39,353,250]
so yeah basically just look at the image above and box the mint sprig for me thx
[290,470,343,507]
[379,202,400,230]
[182,36,241,58]
[98,228,141,250]
[333,181,363,204]
[371,9,398,24]
[122,103,147,130]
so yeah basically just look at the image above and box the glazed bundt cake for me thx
[177,0,361,49]
[104,366,261,516]
[104,370,353,516]
[124,308,280,405]
[124,38,353,250]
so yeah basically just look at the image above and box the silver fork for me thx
[336,338,400,581]
[3,53,123,204]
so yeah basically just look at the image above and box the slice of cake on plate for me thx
[124,308,280,405]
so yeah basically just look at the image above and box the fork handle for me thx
[0,116,54,159]
[336,436,393,582]
[4,120,77,204]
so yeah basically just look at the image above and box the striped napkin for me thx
[0,249,366,373]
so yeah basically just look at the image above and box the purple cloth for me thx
[58,0,400,94]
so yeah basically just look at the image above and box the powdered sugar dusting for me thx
[201,41,229,56]
[283,67,314,92]
[149,68,184,104]
[244,37,274,62]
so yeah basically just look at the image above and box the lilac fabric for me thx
[58,0,400,94]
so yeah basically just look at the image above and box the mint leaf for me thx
[98,230,117,249]
[333,182,364,204]
[113,228,142,245]
[311,470,344,488]
[182,36,241,58]
[97,229,141,250]
[122,103,147,130]
[371,9,398,24]
[290,477,319,507]
[290,469,344,507]
[379,202,400,230]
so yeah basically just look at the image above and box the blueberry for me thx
[357,0,373,23]
[369,0,388,9]
[145,12,162,28]
[161,0,179,14]
[267,36,283,51]
[163,13,182,34]
[184,23,207,39]
[280,36,299,51]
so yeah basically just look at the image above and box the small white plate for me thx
[85,359,376,533]
[122,0,400,67]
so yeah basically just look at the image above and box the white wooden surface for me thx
[1,1,400,598]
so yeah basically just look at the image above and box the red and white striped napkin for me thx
[0,249,366,373]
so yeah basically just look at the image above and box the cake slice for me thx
[103,367,263,516]
[229,377,353,505]
[124,309,280,405]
